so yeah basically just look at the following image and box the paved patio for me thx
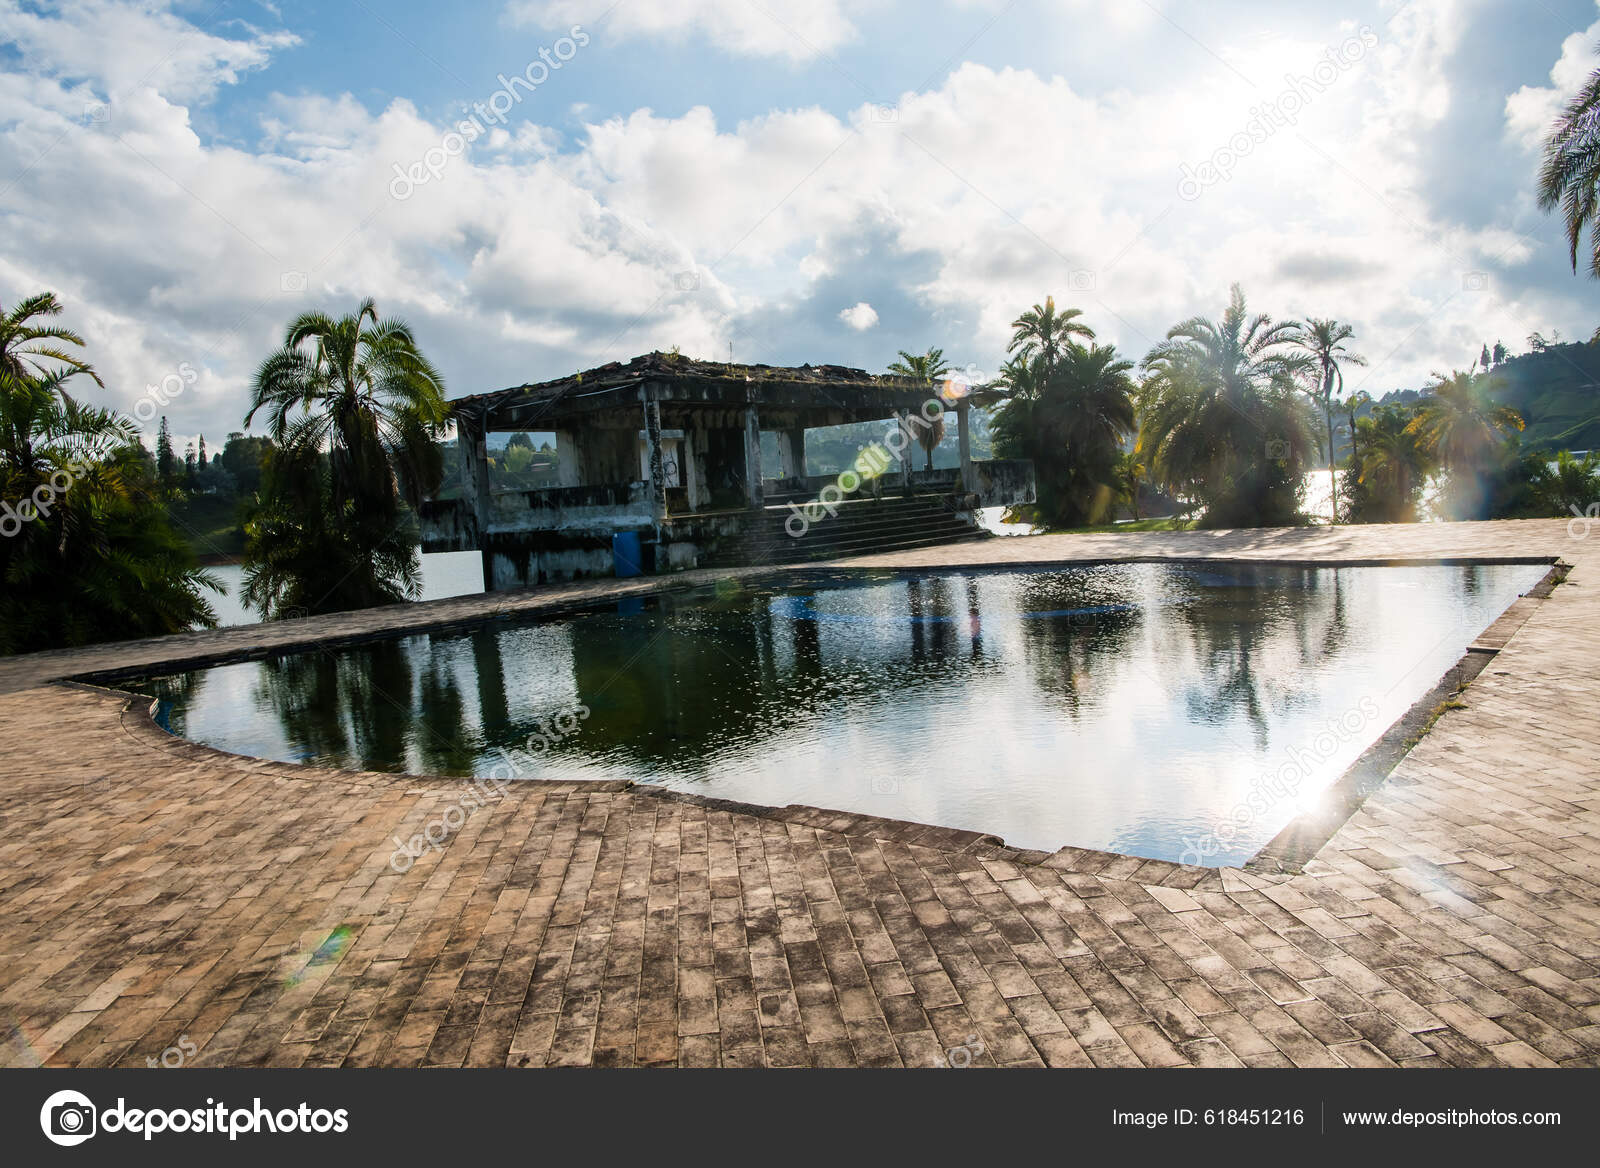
[2,519,1597,1068]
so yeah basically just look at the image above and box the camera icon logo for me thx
[869,104,898,124]
[1461,270,1489,292]
[673,270,700,292]
[1264,438,1289,461]
[869,775,899,795]
[40,1090,97,1146]
[1068,269,1096,291]
[280,271,308,293]
[83,102,110,125]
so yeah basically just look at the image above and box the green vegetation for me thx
[240,298,449,619]
[989,339,1137,527]
[1055,517,1196,534]
[1137,285,1317,528]
[1295,318,1367,523]
[1538,52,1600,280]
[0,293,218,654]
[886,347,952,469]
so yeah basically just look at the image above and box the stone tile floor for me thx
[1,519,1596,1068]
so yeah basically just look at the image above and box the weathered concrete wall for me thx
[965,458,1035,508]
[482,510,749,590]
[419,498,476,553]
[486,482,653,531]
[422,458,1036,589]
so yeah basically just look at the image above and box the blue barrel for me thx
[612,531,643,578]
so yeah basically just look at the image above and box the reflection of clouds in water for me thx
[142,561,1549,866]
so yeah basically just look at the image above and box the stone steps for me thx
[704,492,989,567]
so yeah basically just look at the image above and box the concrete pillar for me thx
[643,394,667,526]
[554,429,584,487]
[957,400,973,492]
[743,405,763,508]
[682,424,705,511]
[455,412,492,588]
[778,427,806,481]
[894,408,912,491]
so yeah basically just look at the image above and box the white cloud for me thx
[0,0,1595,457]
[505,0,859,61]
[1504,5,1600,150]
[838,301,878,330]
[0,0,296,105]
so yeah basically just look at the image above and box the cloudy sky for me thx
[3,0,1599,451]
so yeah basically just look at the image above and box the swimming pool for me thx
[134,560,1550,866]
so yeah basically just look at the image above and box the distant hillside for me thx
[1370,342,1600,454]
[1486,342,1600,451]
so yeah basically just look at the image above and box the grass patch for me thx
[1049,517,1199,534]
[1403,692,1470,750]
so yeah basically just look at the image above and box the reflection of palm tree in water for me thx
[1172,565,1360,747]
[252,639,416,771]
[1011,571,1143,718]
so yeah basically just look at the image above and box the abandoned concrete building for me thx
[420,352,1036,590]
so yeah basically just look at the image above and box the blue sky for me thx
[2,0,1599,451]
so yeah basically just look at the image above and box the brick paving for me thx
[1,518,1597,1068]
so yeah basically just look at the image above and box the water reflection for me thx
[141,561,1549,865]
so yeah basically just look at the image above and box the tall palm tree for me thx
[886,348,952,469]
[242,299,449,617]
[1405,370,1524,473]
[1138,284,1315,528]
[1008,296,1094,383]
[1294,318,1366,523]
[1538,54,1600,278]
[992,341,1136,527]
[1,292,104,388]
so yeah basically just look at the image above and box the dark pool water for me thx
[135,561,1549,866]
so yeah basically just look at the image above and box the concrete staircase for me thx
[702,489,991,567]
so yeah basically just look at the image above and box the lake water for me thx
[202,552,486,627]
[139,560,1547,865]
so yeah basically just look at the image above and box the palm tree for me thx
[242,299,449,617]
[1294,318,1367,523]
[1405,370,1524,473]
[1,365,217,653]
[1531,448,1600,515]
[1138,284,1316,528]
[885,347,951,383]
[1538,54,1600,278]
[1008,296,1094,383]
[886,348,952,469]
[1344,390,1372,464]
[1115,448,1146,520]
[0,292,104,388]
[992,341,1136,527]
[1346,405,1435,523]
